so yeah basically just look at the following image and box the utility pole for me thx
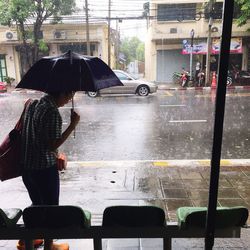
[143,2,150,29]
[85,0,90,55]
[205,0,215,86]
[108,0,111,66]
[190,29,195,82]
[115,18,120,69]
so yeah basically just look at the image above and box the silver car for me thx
[86,70,158,97]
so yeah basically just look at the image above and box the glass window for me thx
[115,71,129,80]
[205,2,240,20]
[157,4,196,21]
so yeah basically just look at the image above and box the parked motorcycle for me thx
[172,72,182,85]
[180,70,190,87]
[229,68,250,85]
[227,71,233,86]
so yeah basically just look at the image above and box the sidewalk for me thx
[1,160,250,249]
[156,82,250,91]
[7,83,250,95]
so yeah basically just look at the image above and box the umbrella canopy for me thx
[16,50,123,92]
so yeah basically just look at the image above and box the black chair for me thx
[23,205,91,250]
[100,206,167,250]
[0,208,22,228]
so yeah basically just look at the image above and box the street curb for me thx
[158,85,250,91]
[69,159,250,168]
[10,89,42,94]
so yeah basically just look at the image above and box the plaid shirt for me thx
[21,95,62,170]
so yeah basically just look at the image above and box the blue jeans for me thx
[22,165,59,205]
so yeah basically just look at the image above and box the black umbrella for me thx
[16,50,123,93]
[16,50,123,137]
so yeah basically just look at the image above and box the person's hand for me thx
[70,109,80,129]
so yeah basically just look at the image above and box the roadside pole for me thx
[108,0,111,66]
[205,0,234,248]
[205,0,215,86]
[190,29,195,84]
[85,0,90,55]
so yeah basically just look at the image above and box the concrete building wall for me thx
[145,0,250,83]
[0,22,116,83]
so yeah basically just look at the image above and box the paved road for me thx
[1,88,249,161]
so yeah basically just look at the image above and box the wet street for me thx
[1,88,250,249]
[0,88,249,161]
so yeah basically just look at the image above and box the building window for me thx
[0,55,7,82]
[204,2,223,20]
[205,2,240,20]
[157,4,196,22]
[59,43,96,55]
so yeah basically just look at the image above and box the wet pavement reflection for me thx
[1,88,249,161]
[1,161,250,249]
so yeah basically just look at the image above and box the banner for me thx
[212,37,242,54]
[182,38,242,54]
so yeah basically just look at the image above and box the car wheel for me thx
[137,85,149,96]
[87,91,98,97]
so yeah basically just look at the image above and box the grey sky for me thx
[76,0,148,41]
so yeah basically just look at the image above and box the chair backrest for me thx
[177,206,249,229]
[23,205,91,228]
[0,208,22,227]
[102,206,166,227]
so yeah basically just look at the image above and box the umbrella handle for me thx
[71,108,76,139]
[71,95,75,138]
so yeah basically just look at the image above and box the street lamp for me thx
[190,29,195,81]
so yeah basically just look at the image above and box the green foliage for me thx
[0,1,12,26]
[3,76,15,85]
[235,0,250,27]
[120,37,145,64]
[0,0,76,39]
[38,39,49,52]
[0,0,76,65]
[0,0,33,25]
[136,43,145,62]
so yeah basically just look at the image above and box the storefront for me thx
[0,55,7,82]
[182,37,244,72]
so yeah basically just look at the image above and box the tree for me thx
[120,37,144,65]
[235,0,250,28]
[0,0,76,73]
[136,43,145,62]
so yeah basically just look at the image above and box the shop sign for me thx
[212,38,242,54]
[182,38,242,54]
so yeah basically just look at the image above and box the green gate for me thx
[0,55,7,82]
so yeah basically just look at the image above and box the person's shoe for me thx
[17,239,44,250]
[51,242,69,250]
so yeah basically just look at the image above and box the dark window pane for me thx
[157,4,196,21]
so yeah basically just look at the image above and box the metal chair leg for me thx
[163,237,171,250]
[93,237,102,250]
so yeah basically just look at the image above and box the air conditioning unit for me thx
[211,26,219,33]
[54,31,66,39]
[170,28,177,34]
[5,31,18,41]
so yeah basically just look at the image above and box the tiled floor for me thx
[1,161,250,249]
